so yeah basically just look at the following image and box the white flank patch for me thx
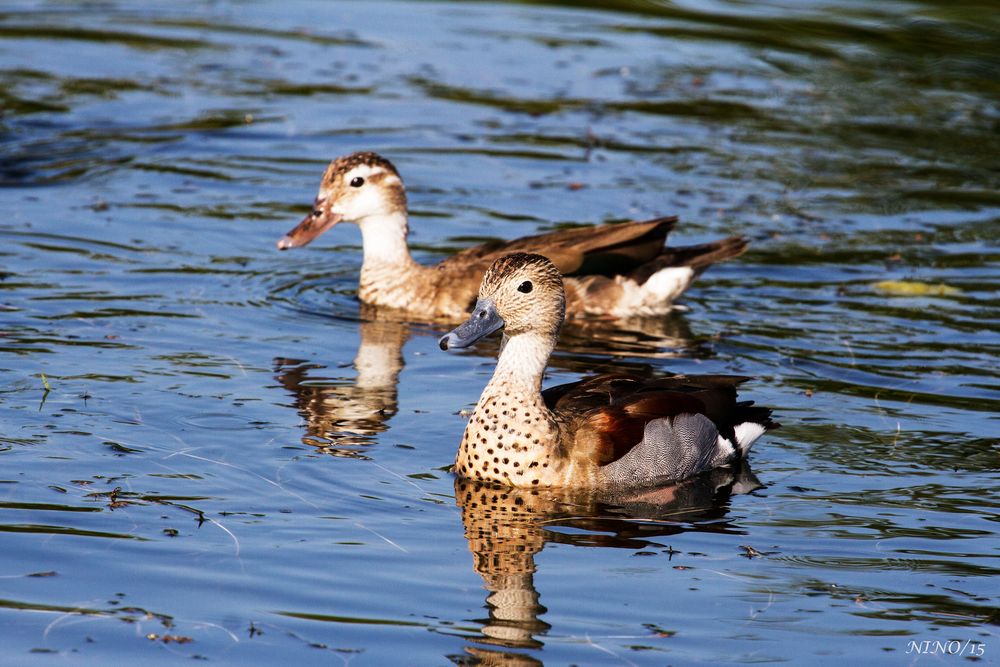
[733,422,767,454]
[714,435,736,460]
[613,266,695,316]
[644,266,695,301]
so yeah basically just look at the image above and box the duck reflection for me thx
[453,466,761,659]
[273,313,411,453]
[275,306,704,452]
[559,310,701,359]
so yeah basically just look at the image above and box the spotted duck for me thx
[278,151,747,320]
[439,252,777,488]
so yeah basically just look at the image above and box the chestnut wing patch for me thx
[578,391,710,466]
[542,373,766,467]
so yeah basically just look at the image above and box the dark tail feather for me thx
[569,215,679,277]
[734,400,780,432]
[629,235,749,284]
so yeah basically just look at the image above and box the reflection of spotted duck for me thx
[278,151,747,320]
[451,470,761,653]
[440,253,777,488]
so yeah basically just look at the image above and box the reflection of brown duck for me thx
[453,467,761,656]
[559,309,703,360]
[277,151,747,320]
[274,302,703,454]
[273,316,410,451]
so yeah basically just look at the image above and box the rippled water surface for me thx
[1,0,998,664]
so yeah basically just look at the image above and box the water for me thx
[1,0,997,663]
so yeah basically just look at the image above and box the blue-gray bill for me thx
[439,299,505,350]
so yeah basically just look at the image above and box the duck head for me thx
[277,151,408,250]
[440,253,565,351]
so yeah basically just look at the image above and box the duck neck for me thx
[357,211,423,305]
[486,333,554,398]
[455,331,561,486]
[357,211,416,269]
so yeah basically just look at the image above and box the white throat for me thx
[357,211,413,267]
[489,333,554,392]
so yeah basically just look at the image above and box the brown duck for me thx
[278,151,747,320]
[439,253,777,488]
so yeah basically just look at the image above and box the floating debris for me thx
[146,634,193,644]
[873,280,960,297]
[740,544,779,558]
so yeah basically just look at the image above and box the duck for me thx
[438,252,777,488]
[277,151,748,320]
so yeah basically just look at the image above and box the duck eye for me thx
[517,280,533,294]
[312,209,322,218]
[350,176,365,188]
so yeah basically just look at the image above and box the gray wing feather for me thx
[601,413,731,486]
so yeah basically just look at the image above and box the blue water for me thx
[1,1,997,664]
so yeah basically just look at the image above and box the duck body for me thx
[440,253,777,489]
[278,151,748,320]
